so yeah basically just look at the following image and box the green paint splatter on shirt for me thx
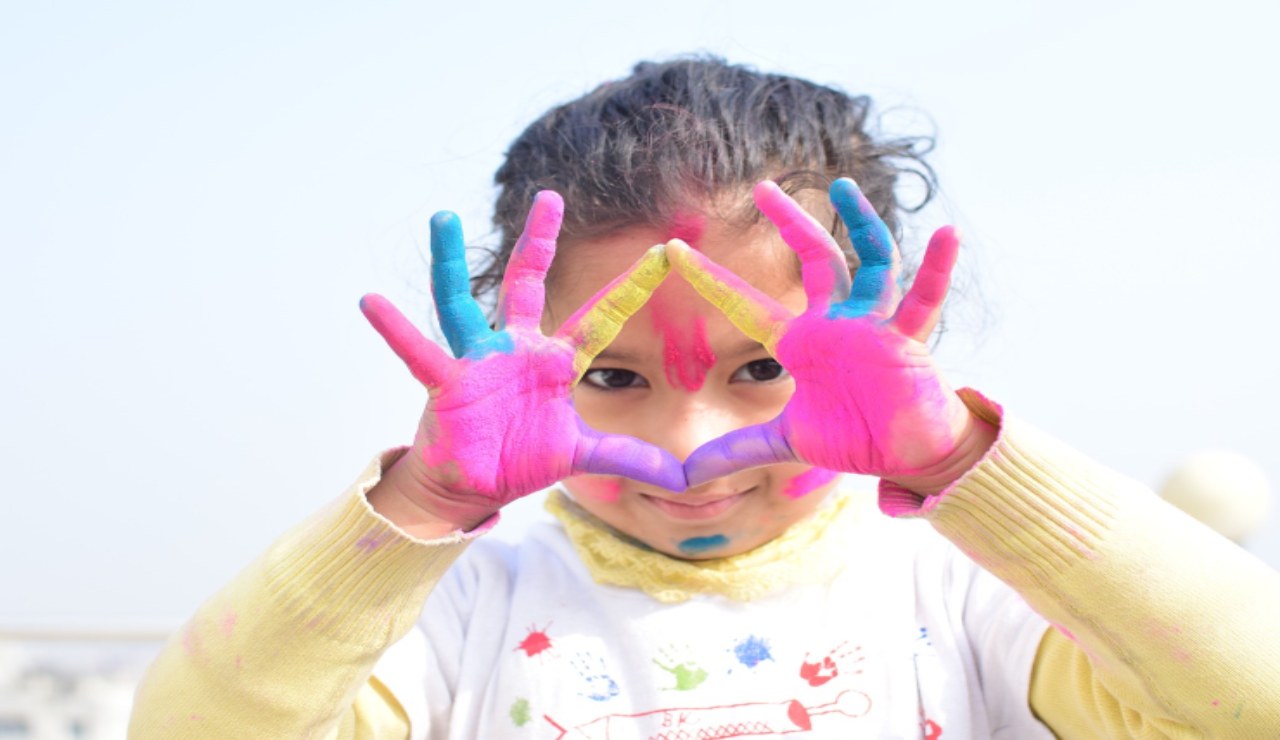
[654,659,709,691]
[509,697,531,726]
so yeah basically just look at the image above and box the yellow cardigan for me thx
[129,399,1280,738]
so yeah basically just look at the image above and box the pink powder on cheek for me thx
[783,467,840,499]
[650,304,717,391]
[570,475,623,502]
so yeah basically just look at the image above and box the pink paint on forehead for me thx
[650,302,716,391]
[667,213,707,248]
[783,467,840,499]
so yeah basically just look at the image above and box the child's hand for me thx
[362,192,685,531]
[668,179,994,495]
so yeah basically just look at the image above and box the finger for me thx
[573,419,688,492]
[892,226,960,341]
[829,178,901,317]
[666,239,792,354]
[682,417,797,486]
[557,244,670,380]
[496,190,564,331]
[429,211,493,358]
[753,180,851,312]
[359,293,451,388]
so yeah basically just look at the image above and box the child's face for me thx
[544,217,842,560]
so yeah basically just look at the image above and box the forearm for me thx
[895,390,1280,737]
[129,450,488,738]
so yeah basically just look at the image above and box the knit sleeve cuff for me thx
[878,389,1131,591]
[258,449,496,645]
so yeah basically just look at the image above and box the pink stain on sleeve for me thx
[220,610,238,638]
[783,467,840,499]
[650,302,716,391]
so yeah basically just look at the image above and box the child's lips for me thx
[641,490,751,521]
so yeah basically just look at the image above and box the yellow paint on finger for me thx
[665,240,789,353]
[568,245,671,378]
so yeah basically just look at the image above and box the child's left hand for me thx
[668,179,995,496]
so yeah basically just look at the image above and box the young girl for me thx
[130,58,1280,738]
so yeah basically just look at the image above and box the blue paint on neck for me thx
[677,534,729,555]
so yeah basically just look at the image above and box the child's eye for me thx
[731,359,789,383]
[582,368,649,390]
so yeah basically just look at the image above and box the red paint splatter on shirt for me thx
[516,623,553,657]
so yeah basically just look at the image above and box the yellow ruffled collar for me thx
[544,485,866,603]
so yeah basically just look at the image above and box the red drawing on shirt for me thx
[544,689,871,739]
[798,642,862,687]
[515,622,553,657]
[922,718,943,739]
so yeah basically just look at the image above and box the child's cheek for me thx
[783,467,841,499]
[565,475,623,503]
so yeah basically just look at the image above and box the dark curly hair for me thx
[472,56,937,307]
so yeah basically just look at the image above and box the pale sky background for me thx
[2,0,1277,630]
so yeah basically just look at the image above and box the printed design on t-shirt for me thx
[509,697,533,727]
[730,635,773,669]
[542,689,872,739]
[797,642,862,687]
[914,626,943,739]
[572,652,621,702]
[515,622,555,658]
[653,645,708,691]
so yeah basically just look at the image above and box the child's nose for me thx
[658,398,751,463]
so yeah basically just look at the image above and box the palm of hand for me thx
[776,313,959,478]
[670,178,969,486]
[415,332,580,504]
[362,191,684,523]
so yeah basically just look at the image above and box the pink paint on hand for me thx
[672,181,977,492]
[783,467,840,499]
[361,202,686,526]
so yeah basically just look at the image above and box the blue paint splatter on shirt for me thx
[733,635,773,668]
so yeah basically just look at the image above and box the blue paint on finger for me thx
[830,179,898,315]
[430,210,494,357]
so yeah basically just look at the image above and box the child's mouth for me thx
[641,490,750,521]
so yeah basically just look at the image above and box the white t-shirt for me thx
[374,490,1054,739]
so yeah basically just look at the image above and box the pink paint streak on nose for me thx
[571,475,623,502]
[650,303,717,391]
[783,467,840,499]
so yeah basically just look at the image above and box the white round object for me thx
[1159,449,1271,542]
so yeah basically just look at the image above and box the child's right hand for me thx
[360,192,685,533]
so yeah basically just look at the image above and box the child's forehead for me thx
[550,219,801,298]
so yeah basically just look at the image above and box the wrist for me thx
[367,449,496,538]
[886,408,999,496]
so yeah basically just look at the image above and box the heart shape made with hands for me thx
[360,180,976,521]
